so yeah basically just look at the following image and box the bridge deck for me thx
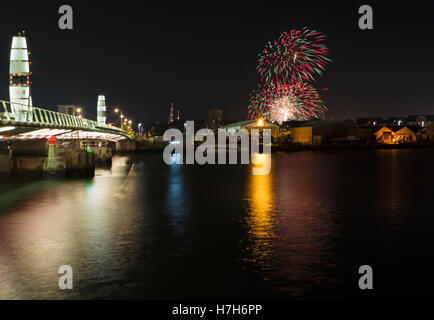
[0,100,132,141]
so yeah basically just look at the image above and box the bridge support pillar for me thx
[0,141,95,178]
[47,143,65,175]
[64,151,95,178]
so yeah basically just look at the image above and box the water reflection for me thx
[244,152,344,297]
[0,181,90,299]
[251,152,272,176]
[166,153,186,221]
[271,152,343,297]
[375,150,408,240]
[0,155,141,299]
[244,153,276,275]
[0,150,432,299]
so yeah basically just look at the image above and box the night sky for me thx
[0,1,433,124]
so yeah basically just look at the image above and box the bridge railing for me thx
[0,100,131,138]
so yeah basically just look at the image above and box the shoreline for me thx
[134,139,434,154]
[272,143,434,153]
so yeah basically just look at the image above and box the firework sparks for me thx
[270,84,327,123]
[257,27,331,87]
[269,95,299,125]
[247,87,273,120]
[248,83,327,124]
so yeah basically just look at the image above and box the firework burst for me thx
[257,27,331,87]
[247,86,274,120]
[248,83,327,124]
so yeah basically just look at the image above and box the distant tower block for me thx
[97,94,106,125]
[9,32,31,122]
[169,102,175,124]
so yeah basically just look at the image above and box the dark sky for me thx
[1,1,433,124]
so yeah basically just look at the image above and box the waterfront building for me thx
[356,117,386,128]
[395,127,416,143]
[291,126,315,144]
[416,128,434,141]
[222,119,280,138]
[374,126,417,144]
[290,120,371,144]
[58,105,85,117]
[386,117,406,127]
[358,115,434,129]
[403,115,434,128]
[385,115,434,128]
[374,127,396,144]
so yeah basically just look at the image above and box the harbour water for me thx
[1,149,434,299]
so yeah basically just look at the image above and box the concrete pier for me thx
[47,143,66,175]
[0,137,136,178]
[0,140,95,178]
[63,150,95,178]
[7,149,94,178]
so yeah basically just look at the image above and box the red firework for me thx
[257,27,331,87]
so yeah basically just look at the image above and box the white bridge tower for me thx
[9,32,31,121]
[97,94,106,125]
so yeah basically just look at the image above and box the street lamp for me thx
[113,107,132,130]
[115,108,124,128]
